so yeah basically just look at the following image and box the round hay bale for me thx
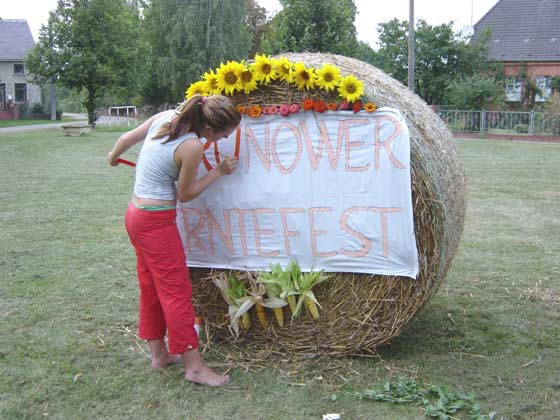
[190,52,466,355]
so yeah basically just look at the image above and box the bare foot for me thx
[185,364,230,387]
[151,354,183,370]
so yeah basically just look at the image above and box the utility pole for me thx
[408,0,415,92]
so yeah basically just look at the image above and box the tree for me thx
[245,0,269,58]
[261,0,359,56]
[26,0,145,125]
[142,0,250,104]
[445,74,505,110]
[375,19,502,105]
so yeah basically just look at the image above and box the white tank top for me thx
[133,110,197,201]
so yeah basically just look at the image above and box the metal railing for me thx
[107,105,138,127]
[438,109,560,137]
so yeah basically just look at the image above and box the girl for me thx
[108,94,241,387]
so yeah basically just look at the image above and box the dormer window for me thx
[13,63,25,75]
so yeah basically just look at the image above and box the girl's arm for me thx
[174,139,238,202]
[107,112,166,166]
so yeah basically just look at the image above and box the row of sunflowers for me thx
[185,54,371,112]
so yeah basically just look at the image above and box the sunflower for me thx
[253,54,277,84]
[272,57,292,83]
[290,62,317,90]
[216,61,244,95]
[239,64,258,94]
[315,64,341,92]
[202,70,221,95]
[337,75,364,103]
[185,81,207,99]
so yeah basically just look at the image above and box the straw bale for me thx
[190,53,466,355]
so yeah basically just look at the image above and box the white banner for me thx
[177,107,418,279]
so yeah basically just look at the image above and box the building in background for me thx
[0,19,42,120]
[474,0,560,103]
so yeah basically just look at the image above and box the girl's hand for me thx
[107,151,119,166]
[217,156,238,175]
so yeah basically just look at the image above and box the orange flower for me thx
[327,102,337,111]
[302,98,315,111]
[236,104,246,114]
[364,102,377,112]
[314,100,327,113]
[352,101,362,113]
[249,105,262,118]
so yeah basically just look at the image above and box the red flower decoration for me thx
[352,101,362,113]
[327,102,337,111]
[249,105,262,118]
[364,102,377,112]
[289,103,300,114]
[314,100,327,113]
[279,104,290,117]
[303,98,315,111]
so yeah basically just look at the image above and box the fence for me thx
[107,105,138,127]
[438,109,560,137]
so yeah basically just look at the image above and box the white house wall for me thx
[0,61,41,105]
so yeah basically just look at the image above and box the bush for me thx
[17,103,29,117]
[514,124,529,133]
[30,103,44,117]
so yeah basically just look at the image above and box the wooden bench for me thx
[61,124,92,136]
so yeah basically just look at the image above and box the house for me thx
[473,0,560,103]
[0,19,41,120]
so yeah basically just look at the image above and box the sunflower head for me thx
[185,81,207,99]
[271,57,292,83]
[253,54,277,84]
[239,65,258,94]
[315,64,341,92]
[203,70,221,95]
[337,75,364,103]
[290,62,317,90]
[216,61,244,95]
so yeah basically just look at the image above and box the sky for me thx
[2,0,500,49]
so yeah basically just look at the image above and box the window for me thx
[535,76,552,102]
[505,77,522,102]
[14,83,27,102]
[13,63,25,75]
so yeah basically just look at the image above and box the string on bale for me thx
[189,53,466,356]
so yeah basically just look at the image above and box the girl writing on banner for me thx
[107,94,240,387]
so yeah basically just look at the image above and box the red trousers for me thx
[125,203,198,354]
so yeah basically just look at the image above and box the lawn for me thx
[0,116,86,128]
[1,128,559,420]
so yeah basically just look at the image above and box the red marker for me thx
[116,158,136,167]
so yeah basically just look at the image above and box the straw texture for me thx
[189,53,466,355]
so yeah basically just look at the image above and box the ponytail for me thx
[153,94,241,143]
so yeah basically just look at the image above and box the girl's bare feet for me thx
[185,364,230,387]
[151,353,183,370]
[182,348,230,387]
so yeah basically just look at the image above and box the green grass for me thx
[0,116,85,128]
[1,129,559,420]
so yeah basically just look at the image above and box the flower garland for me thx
[185,54,377,116]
